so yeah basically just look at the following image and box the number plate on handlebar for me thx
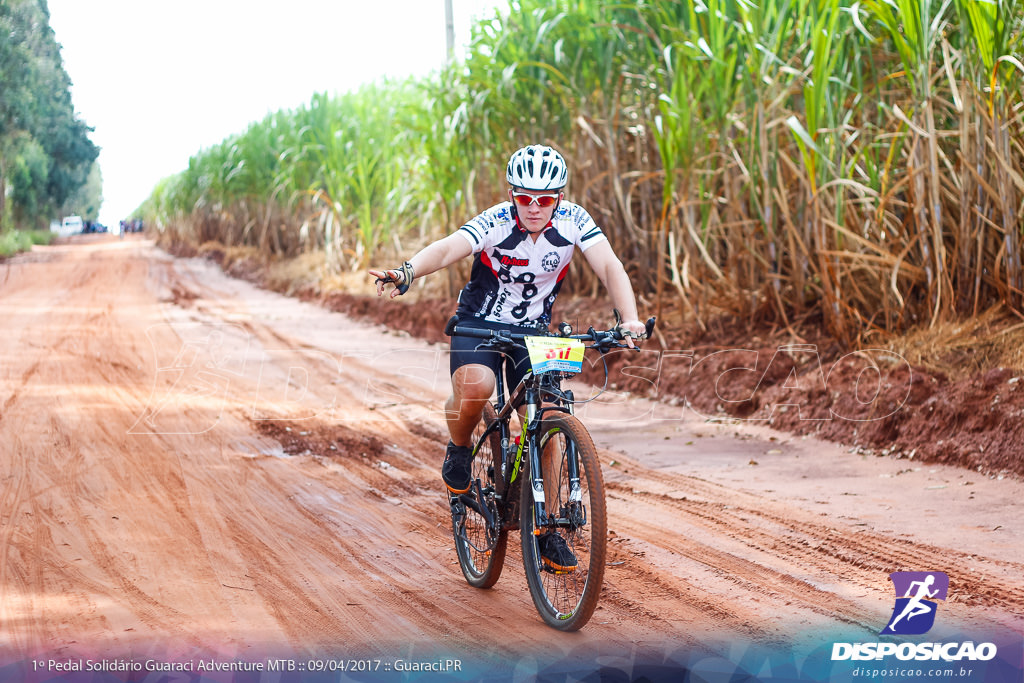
[525,336,585,374]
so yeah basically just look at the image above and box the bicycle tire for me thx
[452,403,508,588]
[520,412,607,630]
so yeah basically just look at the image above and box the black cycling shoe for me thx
[538,531,578,572]
[442,441,474,494]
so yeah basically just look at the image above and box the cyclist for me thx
[370,144,646,571]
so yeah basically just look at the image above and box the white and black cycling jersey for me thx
[455,200,607,326]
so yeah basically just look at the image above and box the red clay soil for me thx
[302,290,1024,480]
[4,235,1021,680]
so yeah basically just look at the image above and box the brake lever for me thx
[594,330,619,352]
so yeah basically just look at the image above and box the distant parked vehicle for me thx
[59,215,83,235]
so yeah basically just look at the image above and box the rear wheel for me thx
[452,403,508,588]
[520,413,607,630]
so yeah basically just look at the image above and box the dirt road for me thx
[1,236,1021,681]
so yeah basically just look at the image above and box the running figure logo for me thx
[881,571,949,635]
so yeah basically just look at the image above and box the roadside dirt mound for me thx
[302,291,1024,479]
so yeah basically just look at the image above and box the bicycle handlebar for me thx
[444,314,656,351]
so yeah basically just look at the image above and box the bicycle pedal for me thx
[543,566,576,575]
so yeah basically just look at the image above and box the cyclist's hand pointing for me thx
[369,268,400,298]
[369,261,414,298]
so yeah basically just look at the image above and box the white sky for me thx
[47,0,505,228]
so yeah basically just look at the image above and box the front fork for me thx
[524,387,583,533]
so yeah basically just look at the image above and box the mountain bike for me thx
[444,312,656,631]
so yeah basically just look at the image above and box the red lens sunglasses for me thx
[511,192,560,208]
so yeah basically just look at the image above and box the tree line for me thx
[0,0,99,233]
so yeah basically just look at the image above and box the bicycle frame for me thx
[458,322,648,530]
[481,363,581,531]
[446,315,656,512]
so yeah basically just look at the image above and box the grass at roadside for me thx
[0,230,54,257]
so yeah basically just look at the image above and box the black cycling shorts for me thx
[449,316,543,392]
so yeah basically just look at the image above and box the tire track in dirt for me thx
[251,413,716,652]
[1,360,40,415]
[607,498,882,634]
[46,415,208,651]
[599,551,775,645]
[0,442,38,654]
[0,246,128,655]
[614,466,1024,608]
[1,240,243,656]
[602,462,1024,637]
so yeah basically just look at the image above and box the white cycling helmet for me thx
[506,145,568,191]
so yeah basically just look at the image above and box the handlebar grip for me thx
[445,318,495,340]
[611,316,657,341]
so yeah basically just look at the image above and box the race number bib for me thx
[524,336,585,374]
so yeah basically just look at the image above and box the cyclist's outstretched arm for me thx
[409,232,474,277]
[582,241,646,343]
[369,232,473,298]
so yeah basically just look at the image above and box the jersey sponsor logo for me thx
[499,255,530,267]
[493,289,511,318]
[541,251,561,272]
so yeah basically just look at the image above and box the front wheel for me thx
[520,413,607,630]
[452,403,508,588]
